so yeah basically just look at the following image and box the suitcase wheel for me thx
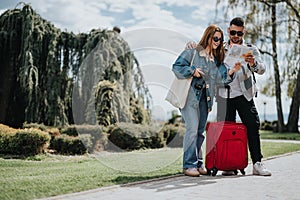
[211,167,218,176]
[234,170,238,175]
[240,169,246,175]
[206,167,212,176]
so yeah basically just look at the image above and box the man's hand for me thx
[185,41,197,49]
[244,53,255,67]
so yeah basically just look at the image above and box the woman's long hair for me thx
[195,25,225,66]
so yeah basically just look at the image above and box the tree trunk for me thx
[271,4,285,132]
[286,14,300,133]
[286,63,300,133]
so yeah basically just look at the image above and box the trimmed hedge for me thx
[0,122,185,156]
[51,134,88,155]
[107,122,165,151]
[0,125,50,156]
[59,125,108,153]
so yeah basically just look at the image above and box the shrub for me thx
[160,123,185,148]
[72,125,108,153]
[55,125,107,153]
[22,123,48,131]
[51,134,87,155]
[260,120,273,131]
[79,134,94,153]
[107,122,165,151]
[0,127,50,156]
[0,124,16,134]
[107,124,142,151]
[60,126,78,136]
[22,123,61,152]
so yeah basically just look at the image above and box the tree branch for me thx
[285,0,300,21]
[259,49,272,56]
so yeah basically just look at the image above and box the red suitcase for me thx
[205,121,248,176]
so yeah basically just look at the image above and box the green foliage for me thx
[260,120,277,131]
[261,77,275,97]
[95,80,116,126]
[22,123,48,131]
[60,126,79,137]
[1,122,180,156]
[107,122,165,151]
[287,80,295,98]
[0,127,50,156]
[160,123,185,148]
[64,124,108,152]
[0,124,16,134]
[51,134,87,155]
[260,130,300,141]
[0,4,151,128]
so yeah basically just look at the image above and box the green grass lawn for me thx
[0,149,183,200]
[260,130,300,140]
[1,133,300,200]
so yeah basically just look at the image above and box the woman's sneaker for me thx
[198,165,208,175]
[253,162,272,176]
[183,168,200,177]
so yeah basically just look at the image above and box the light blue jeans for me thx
[181,88,208,169]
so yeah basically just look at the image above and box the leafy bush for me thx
[22,123,48,131]
[0,124,16,134]
[160,123,185,148]
[56,125,107,153]
[60,126,78,136]
[107,123,165,151]
[22,123,61,152]
[51,134,87,155]
[23,123,60,136]
[260,120,278,131]
[0,126,50,156]
[107,125,142,151]
[72,125,108,153]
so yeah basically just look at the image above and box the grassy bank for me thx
[260,130,300,140]
[1,139,300,200]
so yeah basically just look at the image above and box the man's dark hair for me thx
[230,17,245,27]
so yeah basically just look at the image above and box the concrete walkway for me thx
[41,149,300,200]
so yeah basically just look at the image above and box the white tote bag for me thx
[165,50,196,108]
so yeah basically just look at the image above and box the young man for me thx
[219,17,271,176]
[187,17,272,176]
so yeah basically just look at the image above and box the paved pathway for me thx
[41,149,300,200]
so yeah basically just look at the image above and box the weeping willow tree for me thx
[215,0,299,132]
[0,4,151,128]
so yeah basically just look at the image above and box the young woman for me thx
[172,25,240,177]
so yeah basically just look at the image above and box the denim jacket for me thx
[172,49,233,111]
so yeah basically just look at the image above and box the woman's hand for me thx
[228,62,241,76]
[193,68,205,78]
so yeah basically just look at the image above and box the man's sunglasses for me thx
[213,37,223,42]
[229,30,244,36]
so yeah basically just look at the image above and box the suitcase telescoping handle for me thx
[225,85,230,99]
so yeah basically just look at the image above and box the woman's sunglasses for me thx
[213,37,223,42]
[229,30,244,36]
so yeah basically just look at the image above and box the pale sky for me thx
[0,0,292,121]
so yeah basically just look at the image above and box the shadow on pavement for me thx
[119,174,248,192]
